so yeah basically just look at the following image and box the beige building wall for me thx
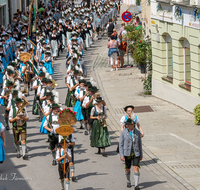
[151,19,200,112]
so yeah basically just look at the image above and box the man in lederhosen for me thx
[9,97,29,160]
[119,118,143,189]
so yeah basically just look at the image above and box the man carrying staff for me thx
[44,103,60,166]
[9,97,29,160]
[119,118,143,189]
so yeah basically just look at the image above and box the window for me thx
[184,39,191,84]
[166,34,173,77]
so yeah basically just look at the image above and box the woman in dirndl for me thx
[87,20,93,46]
[73,79,85,124]
[90,97,111,157]
[65,69,79,107]
[39,41,46,61]
[39,92,53,134]
[66,22,73,46]
[49,28,58,59]
[44,51,54,75]
[0,122,6,163]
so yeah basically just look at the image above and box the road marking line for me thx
[169,133,200,151]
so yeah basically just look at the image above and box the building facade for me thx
[0,0,9,26]
[151,0,200,112]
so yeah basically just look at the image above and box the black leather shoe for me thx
[84,131,89,135]
[17,153,21,158]
[22,155,28,160]
[127,183,131,188]
[79,125,84,129]
[52,160,57,166]
[6,126,10,130]
[72,176,76,182]
[97,148,101,154]
[135,186,140,190]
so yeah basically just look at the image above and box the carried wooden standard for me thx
[19,52,32,62]
[55,108,77,175]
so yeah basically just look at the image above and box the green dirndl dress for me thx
[65,89,75,107]
[65,76,77,107]
[90,106,111,148]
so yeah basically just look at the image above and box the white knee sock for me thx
[22,144,26,156]
[65,181,70,190]
[134,172,140,187]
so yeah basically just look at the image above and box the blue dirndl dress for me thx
[1,57,7,69]
[44,61,54,75]
[73,89,84,121]
[40,116,47,134]
[40,53,44,61]
[0,88,4,105]
[0,68,4,84]
[0,123,5,163]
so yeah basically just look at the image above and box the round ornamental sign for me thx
[122,11,132,23]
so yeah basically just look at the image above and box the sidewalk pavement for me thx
[91,3,200,190]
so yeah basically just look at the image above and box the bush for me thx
[194,104,200,124]
[141,73,152,95]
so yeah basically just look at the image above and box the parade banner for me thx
[28,3,37,47]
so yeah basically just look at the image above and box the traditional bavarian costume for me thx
[9,97,29,159]
[0,122,5,163]
[56,137,72,190]
[43,103,60,165]
[65,71,79,107]
[49,33,58,58]
[90,102,111,149]
[73,80,86,124]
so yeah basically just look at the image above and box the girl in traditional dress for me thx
[40,91,53,134]
[49,28,58,59]
[0,122,6,163]
[90,97,111,156]
[87,20,94,46]
[58,23,67,50]
[73,79,85,127]
[83,23,90,50]
[44,51,54,75]
[39,41,46,61]
[65,69,79,107]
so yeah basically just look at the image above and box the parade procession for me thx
[0,0,143,189]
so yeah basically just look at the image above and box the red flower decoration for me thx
[73,112,76,115]
[51,121,52,123]
[140,40,142,43]
[69,110,72,113]
[147,36,149,38]
[62,111,63,113]
[59,116,61,117]
[64,108,66,110]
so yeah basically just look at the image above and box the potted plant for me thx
[194,104,200,124]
